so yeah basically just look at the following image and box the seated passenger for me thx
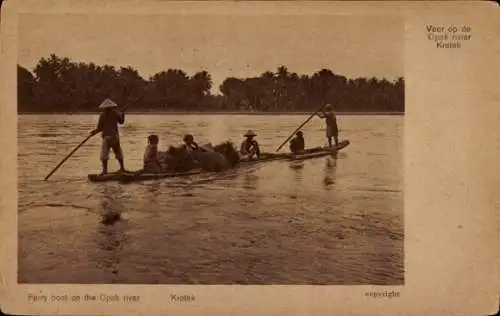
[183,134,201,153]
[289,131,305,153]
[240,130,260,160]
[143,134,162,173]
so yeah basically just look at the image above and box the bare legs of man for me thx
[100,158,125,175]
[100,137,126,175]
[327,135,339,148]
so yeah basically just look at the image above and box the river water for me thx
[18,114,404,284]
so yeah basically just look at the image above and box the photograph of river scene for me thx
[17,12,404,284]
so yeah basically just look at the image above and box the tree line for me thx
[18,54,404,113]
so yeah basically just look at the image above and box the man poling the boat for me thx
[90,98,127,175]
[289,131,305,154]
[240,130,261,160]
[317,104,339,147]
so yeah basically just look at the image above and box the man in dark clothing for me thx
[143,134,163,173]
[90,98,126,175]
[289,131,305,153]
[183,134,201,152]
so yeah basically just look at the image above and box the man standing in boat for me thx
[90,98,126,175]
[317,104,339,147]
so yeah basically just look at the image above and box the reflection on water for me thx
[94,185,128,277]
[323,157,337,189]
[95,222,125,274]
[289,161,304,184]
[18,114,404,284]
[242,171,259,190]
[97,185,126,225]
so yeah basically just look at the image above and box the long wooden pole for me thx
[44,133,95,181]
[275,106,324,152]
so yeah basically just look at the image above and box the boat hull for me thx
[87,169,202,183]
[289,140,350,160]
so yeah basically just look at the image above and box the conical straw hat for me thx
[244,130,257,137]
[99,98,118,109]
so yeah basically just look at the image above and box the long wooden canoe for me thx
[240,140,350,164]
[87,169,202,183]
[87,140,350,183]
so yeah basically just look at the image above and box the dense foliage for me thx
[18,54,404,113]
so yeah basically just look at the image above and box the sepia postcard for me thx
[0,0,498,315]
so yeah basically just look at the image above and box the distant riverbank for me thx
[19,111,405,116]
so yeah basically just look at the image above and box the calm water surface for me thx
[18,114,404,284]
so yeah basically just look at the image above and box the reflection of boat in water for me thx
[87,140,350,183]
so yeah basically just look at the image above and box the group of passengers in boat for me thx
[90,99,339,175]
[140,131,263,173]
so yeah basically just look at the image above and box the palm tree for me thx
[18,66,35,111]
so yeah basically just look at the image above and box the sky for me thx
[18,13,403,94]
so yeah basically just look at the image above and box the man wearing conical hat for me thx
[317,103,339,147]
[240,130,260,160]
[90,98,126,174]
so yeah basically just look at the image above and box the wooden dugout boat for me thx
[87,169,202,183]
[87,140,350,183]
